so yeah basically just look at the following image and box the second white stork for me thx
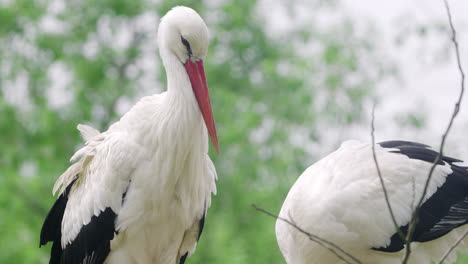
[40,6,218,264]
[276,140,468,264]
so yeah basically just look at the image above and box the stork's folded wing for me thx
[40,127,145,264]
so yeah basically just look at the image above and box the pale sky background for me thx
[344,0,468,157]
[302,0,468,158]
[255,0,468,160]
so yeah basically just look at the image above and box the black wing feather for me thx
[179,210,206,264]
[378,140,430,149]
[179,252,189,264]
[373,141,468,252]
[40,179,123,264]
[198,211,206,240]
[40,180,76,263]
[60,207,117,264]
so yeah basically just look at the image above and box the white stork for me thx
[40,6,218,264]
[276,140,468,264]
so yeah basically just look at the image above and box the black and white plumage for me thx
[276,140,468,264]
[40,6,218,264]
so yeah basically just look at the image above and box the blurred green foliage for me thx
[0,0,466,263]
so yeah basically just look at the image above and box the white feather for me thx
[53,125,102,195]
[77,124,100,141]
[52,6,218,263]
[276,140,467,264]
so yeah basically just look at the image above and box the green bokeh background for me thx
[0,0,466,263]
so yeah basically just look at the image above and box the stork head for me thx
[158,6,209,63]
[158,6,219,154]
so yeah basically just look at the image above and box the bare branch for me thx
[405,0,466,262]
[252,204,363,264]
[401,177,417,263]
[401,226,414,263]
[437,229,468,264]
[436,2,468,263]
[370,104,407,245]
[414,0,466,217]
[410,176,416,211]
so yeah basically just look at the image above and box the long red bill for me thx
[184,60,219,154]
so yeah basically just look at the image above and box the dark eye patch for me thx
[181,36,192,57]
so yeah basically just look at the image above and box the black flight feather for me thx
[40,178,127,264]
[372,141,468,252]
[40,180,76,263]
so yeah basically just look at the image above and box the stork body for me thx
[40,6,218,264]
[276,140,468,264]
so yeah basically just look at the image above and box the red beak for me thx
[184,60,219,154]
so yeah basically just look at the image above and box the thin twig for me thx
[401,176,417,262]
[371,105,407,242]
[410,176,416,211]
[252,204,363,264]
[286,213,357,264]
[402,221,414,263]
[437,229,468,264]
[437,1,468,263]
[414,0,466,218]
[404,0,466,262]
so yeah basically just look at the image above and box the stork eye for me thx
[181,36,192,57]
